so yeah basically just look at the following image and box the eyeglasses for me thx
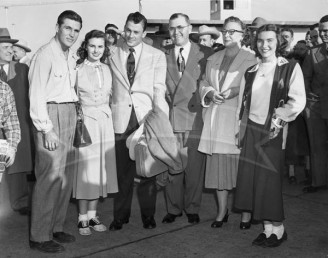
[221,29,244,35]
[168,25,189,32]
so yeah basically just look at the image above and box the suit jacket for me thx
[6,61,34,174]
[198,46,257,154]
[164,42,214,135]
[302,43,328,118]
[109,42,169,134]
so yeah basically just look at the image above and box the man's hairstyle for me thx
[319,15,328,23]
[105,23,118,32]
[76,30,109,64]
[57,10,82,28]
[281,27,294,37]
[125,12,147,31]
[253,24,287,59]
[169,13,191,25]
[223,16,246,31]
[309,23,319,30]
[297,40,307,45]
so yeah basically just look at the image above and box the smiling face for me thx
[86,37,105,62]
[222,21,244,49]
[319,21,328,44]
[281,31,293,49]
[56,18,81,51]
[169,15,192,47]
[257,31,278,62]
[199,34,214,47]
[124,21,146,48]
[0,43,14,64]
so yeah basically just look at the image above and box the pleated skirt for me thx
[205,154,239,190]
[234,119,285,222]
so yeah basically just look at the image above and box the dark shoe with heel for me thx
[288,176,297,184]
[142,215,156,229]
[30,240,65,253]
[162,213,182,224]
[240,220,251,230]
[211,210,229,228]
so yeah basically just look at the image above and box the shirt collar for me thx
[174,41,191,53]
[123,42,143,56]
[50,37,75,61]
[84,59,101,67]
[248,56,289,73]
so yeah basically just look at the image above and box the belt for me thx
[46,101,77,104]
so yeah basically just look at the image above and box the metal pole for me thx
[139,0,142,13]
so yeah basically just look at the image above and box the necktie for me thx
[177,48,185,73]
[127,48,135,86]
[0,64,7,82]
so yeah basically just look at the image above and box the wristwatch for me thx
[272,116,287,128]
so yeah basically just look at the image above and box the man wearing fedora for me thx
[13,39,32,67]
[29,10,82,253]
[248,17,267,50]
[0,28,34,216]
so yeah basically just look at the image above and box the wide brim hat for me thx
[248,17,268,28]
[0,28,18,44]
[14,39,31,52]
[154,24,170,37]
[197,25,220,39]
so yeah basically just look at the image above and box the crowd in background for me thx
[0,8,327,254]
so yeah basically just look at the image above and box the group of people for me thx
[1,8,328,255]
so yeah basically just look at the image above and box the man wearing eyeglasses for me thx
[302,14,328,194]
[161,13,213,225]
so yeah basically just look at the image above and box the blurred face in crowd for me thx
[319,21,328,44]
[222,21,244,49]
[161,38,173,47]
[169,15,192,46]
[305,33,312,47]
[310,28,322,45]
[124,21,146,48]
[199,34,215,47]
[56,18,82,51]
[0,43,13,64]
[105,31,117,46]
[257,31,277,62]
[13,46,26,61]
[87,37,105,62]
[281,31,293,49]
[293,42,308,58]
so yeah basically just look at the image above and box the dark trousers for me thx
[305,101,328,187]
[113,110,157,221]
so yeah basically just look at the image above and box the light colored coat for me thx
[109,42,169,134]
[198,46,257,154]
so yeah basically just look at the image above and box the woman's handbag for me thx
[73,68,92,148]
[73,102,92,148]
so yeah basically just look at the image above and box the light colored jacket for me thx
[109,42,169,134]
[198,46,257,154]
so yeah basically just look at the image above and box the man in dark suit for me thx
[0,28,34,216]
[302,14,328,193]
[161,13,213,224]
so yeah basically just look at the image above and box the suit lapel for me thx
[210,50,226,91]
[7,61,16,81]
[184,42,200,76]
[314,45,328,73]
[134,43,150,82]
[110,45,130,88]
[166,47,180,87]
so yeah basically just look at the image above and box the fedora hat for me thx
[154,24,170,37]
[14,39,31,52]
[197,25,220,39]
[248,17,268,28]
[0,28,18,44]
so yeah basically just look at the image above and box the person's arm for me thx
[153,51,169,116]
[2,84,20,167]
[275,63,306,122]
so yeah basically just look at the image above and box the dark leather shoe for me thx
[109,218,129,231]
[303,186,318,193]
[53,232,75,243]
[186,214,200,224]
[240,221,251,230]
[264,231,288,247]
[252,233,267,246]
[142,216,156,229]
[30,240,64,253]
[288,176,297,184]
[211,210,229,228]
[162,213,182,224]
